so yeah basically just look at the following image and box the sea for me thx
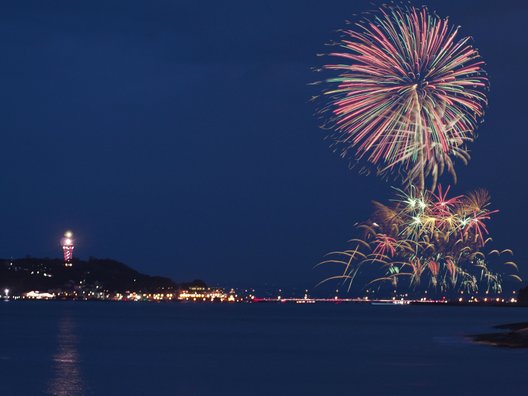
[0,301,527,396]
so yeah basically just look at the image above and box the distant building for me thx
[25,291,55,300]
[60,231,75,267]
[178,286,228,302]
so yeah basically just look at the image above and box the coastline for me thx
[470,322,528,348]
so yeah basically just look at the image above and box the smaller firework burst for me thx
[317,186,521,295]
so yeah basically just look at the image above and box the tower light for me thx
[60,231,75,267]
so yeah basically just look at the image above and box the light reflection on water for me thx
[47,312,85,396]
[1,303,527,395]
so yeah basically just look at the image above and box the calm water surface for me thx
[0,301,527,395]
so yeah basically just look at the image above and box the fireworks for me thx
[316,5,488,190]
[317,186,520,294]
[312,4,519,296]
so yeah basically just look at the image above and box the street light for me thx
[4,289,9,299]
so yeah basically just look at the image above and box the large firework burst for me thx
[316,5,488,190]
[317,186,520,294]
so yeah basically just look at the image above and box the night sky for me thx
[1,0,527,289]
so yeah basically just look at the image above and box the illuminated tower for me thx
[60,231,75,267]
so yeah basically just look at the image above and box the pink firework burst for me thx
[317,4,488,190]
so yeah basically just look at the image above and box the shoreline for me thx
[3,297,528,307]
[470,322,528,348]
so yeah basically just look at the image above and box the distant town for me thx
[1,231,527,305]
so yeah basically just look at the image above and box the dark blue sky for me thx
[1,0,527,288]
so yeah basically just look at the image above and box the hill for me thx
[0,257,205,295]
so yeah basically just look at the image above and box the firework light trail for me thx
[315,4,488,190]
[316,186,521,295]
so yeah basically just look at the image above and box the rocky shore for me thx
[471,322,528,348]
